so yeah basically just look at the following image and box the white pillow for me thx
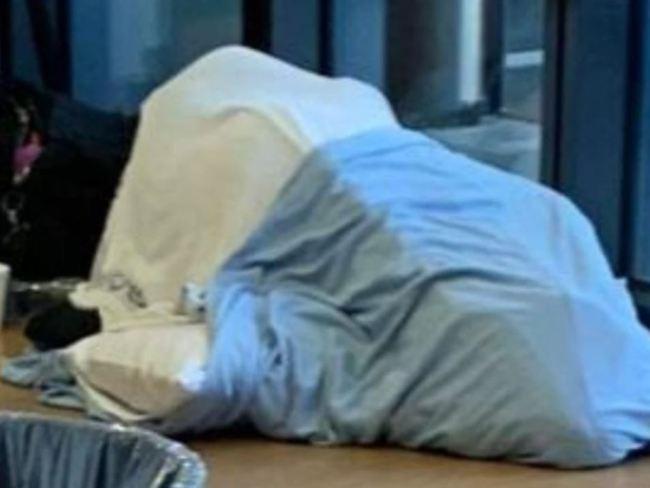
[64,324,209,421]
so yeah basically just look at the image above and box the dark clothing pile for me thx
[0,83,136,281]
[0,83,138,350]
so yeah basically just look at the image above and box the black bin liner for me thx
[0,413,206,487]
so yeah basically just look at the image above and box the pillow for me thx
[64,324,209,421]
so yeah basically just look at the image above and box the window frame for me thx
[543,0,650,321]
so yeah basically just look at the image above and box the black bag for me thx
[0,83,136,280]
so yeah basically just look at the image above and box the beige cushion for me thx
[65,324,209,420]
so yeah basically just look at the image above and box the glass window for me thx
[387,0,545,181]
[1,1,243,111]
[74,0,242,111]
[632,29,650,284]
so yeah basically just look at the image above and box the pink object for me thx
[13,134,43,183]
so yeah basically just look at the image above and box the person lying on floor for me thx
[5,46,650,470]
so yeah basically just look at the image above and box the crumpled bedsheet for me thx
[161,128,650,468]
[6,128,650,469]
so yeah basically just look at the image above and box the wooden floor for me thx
[2,327,650,487]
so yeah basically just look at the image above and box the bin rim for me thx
[0,410,207,487]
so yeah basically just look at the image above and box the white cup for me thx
[0,264,10,329]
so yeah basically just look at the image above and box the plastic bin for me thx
[0,412,206,487]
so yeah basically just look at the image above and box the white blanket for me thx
[71,46,398,330]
